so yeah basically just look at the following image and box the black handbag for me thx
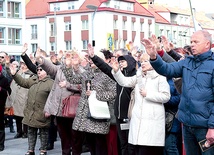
[165,110,176,132]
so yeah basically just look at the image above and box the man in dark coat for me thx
[0,65,12,151]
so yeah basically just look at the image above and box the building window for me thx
[68,2,75,10]
[140,23,144,32]
[31,43,38,53]
[113,20,117,29]
[50,23,55,36]
[148,24,151,38]
[122,40,126,49]
[0,1,4,17]
[82,40,88,50]
[122,21,126,30]
[31,25,37,40]
[114,40,118,49]
[7,1,20,18]
[65,41,72,50]
[131,22,135,31]
[8,28,21,44]
[0,27,5,44]
[51,42,56,51]
[65,22,71,31]
[82,20,88,30]
[159,29,163,36]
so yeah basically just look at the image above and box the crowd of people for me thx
[0,29,214,155]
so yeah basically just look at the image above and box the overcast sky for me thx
[155,0,214,13]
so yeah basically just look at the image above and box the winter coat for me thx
[41,59,80,116]
[91,55,137,119]
[0,73,11,103]
[150,51,214,128]
[0,73,11,130]
[112,69,170,146]
[5,70,33,117]
[13,73,53,128]
[66,67,116,134]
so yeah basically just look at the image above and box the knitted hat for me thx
[0,65,2,73]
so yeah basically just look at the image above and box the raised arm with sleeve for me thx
[21,53,37,74]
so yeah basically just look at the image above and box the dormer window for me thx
[68,2,75,10]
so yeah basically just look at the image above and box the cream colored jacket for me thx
[112,68,170,146]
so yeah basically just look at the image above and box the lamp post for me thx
[86,5,98,47]
[54,4,57,54]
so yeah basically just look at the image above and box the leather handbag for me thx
[62,93,80,118]
[4,107,14,116]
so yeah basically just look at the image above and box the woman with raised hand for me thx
[111,52,170,155]
[63,49,116,155]
[9,62,53,155]
[35,49,84,155]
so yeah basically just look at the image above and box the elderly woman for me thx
[10,64,53,155]
[64,51,117,155]
[36,50,84,155]
[111,53,170,155]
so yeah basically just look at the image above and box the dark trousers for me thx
[116,118,135,155]
[135,145,164,155]
[86,132,108,155]
[48,116,57,145]
[0,104,5,147]
[28,126,49,151]
[14,115,28,134]
[56,117,83,155]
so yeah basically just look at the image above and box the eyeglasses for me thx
[0,56,4,59]
[36,68,43,72]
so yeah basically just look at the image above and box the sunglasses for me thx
[36,68,43,72]
[0,56,4,59]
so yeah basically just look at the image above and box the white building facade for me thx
[0,0,26,57]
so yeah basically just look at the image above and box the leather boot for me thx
[0,130,5,151]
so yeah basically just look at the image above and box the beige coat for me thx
[41,59,76,116]
[112,69,170,146]
[5,70,32,117]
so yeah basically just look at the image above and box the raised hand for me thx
[9,65,17,75]
[162,36,171,52]
[35,47,42,59]
[110,57,119,72]
[22,43,28,54]
[57,50,64,60]
[5,55,10,65]
[141,38,157,59]
[149,34,161,51]
[87,43,94,58]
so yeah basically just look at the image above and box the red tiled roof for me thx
[148,6,169,24]
[26,0,154,18]
[26,0,49,17]
[133,1,154,17]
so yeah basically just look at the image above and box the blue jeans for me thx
[164,133,180,155]
[183,125,214,155]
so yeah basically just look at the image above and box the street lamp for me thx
[86,5,98,47]
[54,4,57,54]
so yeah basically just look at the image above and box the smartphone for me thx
[199,139,214,152]
[85,80,91,91]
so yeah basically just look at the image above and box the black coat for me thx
[0,73,11,130]
[91,55,136,119]
[0,73,11,102]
